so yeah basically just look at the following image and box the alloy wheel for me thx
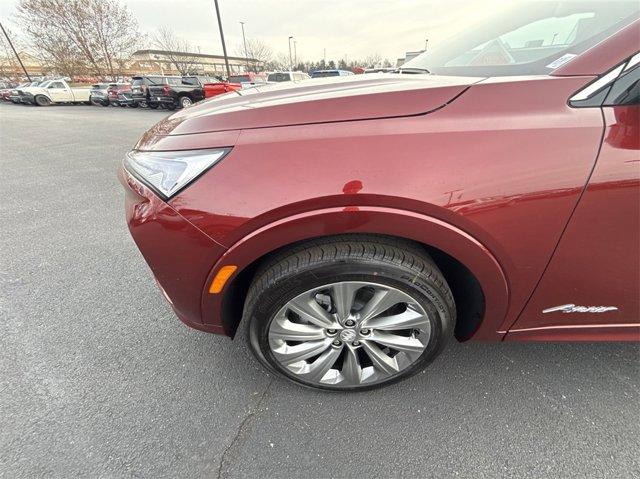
[267,281,432,388]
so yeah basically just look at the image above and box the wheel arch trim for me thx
[200,206,510,340]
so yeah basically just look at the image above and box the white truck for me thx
[19,79,91,106]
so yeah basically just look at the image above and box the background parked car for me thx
[202,80,242,99]
[10,81,40,103]
[267,71,311,82]
[364,67,396,73]
[107,83,131,107]
[148,75,222,110]
[310,69,355,78]
[90,83,115,106]
[228,72,267,88]
[21,79,91,106]
[129,75,181,109]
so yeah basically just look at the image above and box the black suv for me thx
[148,75,222,110]
[125,75,182,108]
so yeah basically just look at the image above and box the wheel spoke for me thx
[341,347,362,385]
[272,339,332,365]
[359,289,407,323]
[268,281,433,389]
[369,331,425,353]
[361,340,399,375]
[288,296,335,328]
[331,282,361,320]
[269,317,326,341]
[363,308,429,331]
[302,345,342,382]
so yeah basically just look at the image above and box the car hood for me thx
[137,74,483,143]
[19,87,46,94]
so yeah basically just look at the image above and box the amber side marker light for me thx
[209,265,238,294]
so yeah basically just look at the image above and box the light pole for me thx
[240,21,249,72]
[213,0,231,80]
[288,36,294,70]
[294,40,297,68]
[0,21,30,81]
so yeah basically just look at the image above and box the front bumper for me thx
[119,166,228,334]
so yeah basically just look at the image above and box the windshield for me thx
[229,75,251,83]
[267,73,292,82]
[403,1,639,77]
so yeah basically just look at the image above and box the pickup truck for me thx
[19,79,91,106]
[148,75,222,109]
[128,75,182,109]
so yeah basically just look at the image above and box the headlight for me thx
[123,148,231,199]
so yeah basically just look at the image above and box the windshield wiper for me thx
[395,67,431,74]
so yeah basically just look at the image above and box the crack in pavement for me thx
[216,378,274,479]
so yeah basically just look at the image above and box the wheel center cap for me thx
[339,329,357,342]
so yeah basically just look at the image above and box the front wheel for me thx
[34,95,51,106]
[245,236,456,391]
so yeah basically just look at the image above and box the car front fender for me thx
[200,206,509,340]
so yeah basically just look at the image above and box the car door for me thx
[47,81,68,102]
[509,55,640,341]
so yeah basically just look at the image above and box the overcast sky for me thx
[0,0,515,61]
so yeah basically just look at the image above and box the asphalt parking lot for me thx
[1,102,639,478]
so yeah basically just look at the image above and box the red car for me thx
[203,72,268,99]
[107,83,131,107]
[202,80,242,99]
[121,1,639,391]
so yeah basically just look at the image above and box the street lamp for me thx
[213,0,231,80]
[240,21,249,72]
[294,40,297,67]
[288,36,294,70]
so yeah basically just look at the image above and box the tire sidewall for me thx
[35,95,50,106]
[180,96,192,108]
[247,261,454,391]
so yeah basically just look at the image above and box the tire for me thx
[34,95,51,106]
[179,96,193,108]
[148,103,159,110]
[166,103,176,111]
[245,235,456,391]
[129,102,139,108]
[101,100,109,107]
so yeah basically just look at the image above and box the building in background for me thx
[396,50,426,67]
[0,49,260,81]
[130,50,260,76]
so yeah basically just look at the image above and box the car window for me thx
[311,71,339,78]
[604,65,640,106]
[146,77,163,85]
[229,75,251,83]
[49,82,64,89]
[182,77,199,86]
[167,77,182,86]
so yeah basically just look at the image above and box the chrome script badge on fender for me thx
[542,304,619,314]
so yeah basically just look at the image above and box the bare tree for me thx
[152,27,198,75]
[363,53,383,68]
[85,0,141,78]
[16,0,140,79]
[235,39,272,72]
